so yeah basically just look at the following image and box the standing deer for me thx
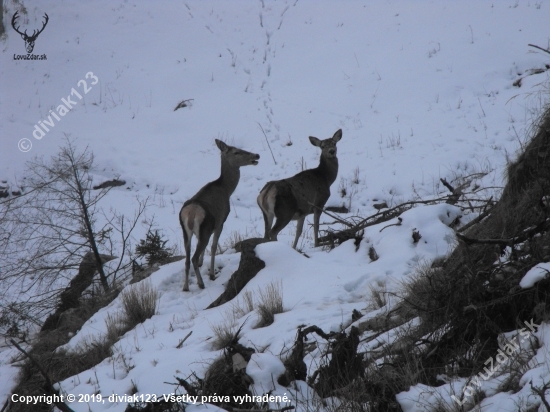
[180,140,260,291]
[257,129,342,248]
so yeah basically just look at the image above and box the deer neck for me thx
[316,156,339,185]
[217,158,241,195]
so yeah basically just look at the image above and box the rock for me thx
[93,179,126,190]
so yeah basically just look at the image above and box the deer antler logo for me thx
[12,11,49,53]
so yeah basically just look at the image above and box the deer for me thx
[257,129,342,249]
[11,11,49,54]
[179,139,260,291]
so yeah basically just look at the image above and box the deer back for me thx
[184,181,231,228]
[282,169,333,215]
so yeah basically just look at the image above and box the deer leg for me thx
[313,208,321,247]
[198,251,204,267]
[269,208,294,242]
[261,211,274,240]
[209,225,223,281]
[292,216,306,249]
[183,230,192,292]
[192,229,212,289]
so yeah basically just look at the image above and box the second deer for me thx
[257,129,342,248]
[180,140,260,291]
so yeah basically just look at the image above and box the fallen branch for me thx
[456,219,550,247]
[318,190,495,247]
[316,199,423,247]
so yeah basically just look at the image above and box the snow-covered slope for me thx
[1,1,549,410]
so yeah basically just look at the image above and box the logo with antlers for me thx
[12,11,49,54]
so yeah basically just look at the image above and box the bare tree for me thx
[0,139,145,331]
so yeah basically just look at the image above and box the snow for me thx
[1,0,550,410]
[520,262,550,288]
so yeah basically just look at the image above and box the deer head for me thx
[309,129,342,161]
[12,12,49,53]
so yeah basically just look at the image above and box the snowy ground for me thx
[1,1,550,410]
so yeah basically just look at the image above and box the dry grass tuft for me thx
[211,319,240,350]
[255,281,284,328]
[231,290,255,319]
[367,285,387,310]
[120,280,158,327]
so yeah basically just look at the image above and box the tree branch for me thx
[10,339,75,412]
[530,381,550,412]
[456,219,550,246]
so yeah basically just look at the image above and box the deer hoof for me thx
[198,282,205,289]
[182,285,189,292]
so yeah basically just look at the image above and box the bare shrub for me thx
[255,281,284,328]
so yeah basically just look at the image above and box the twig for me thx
[379,217,402,233]
[257,122,277,165]
[174,99,194,111]
[9,339,75,412]
[528,43,550,55]
[309,203,354,227]
[440,178,455,193]
[530,381,550,411]
[477,97,486,117]
[176,331,193,349]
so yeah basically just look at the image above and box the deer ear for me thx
[309,136,322,147]
[332,129,342,142]
[215,139,229,152]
